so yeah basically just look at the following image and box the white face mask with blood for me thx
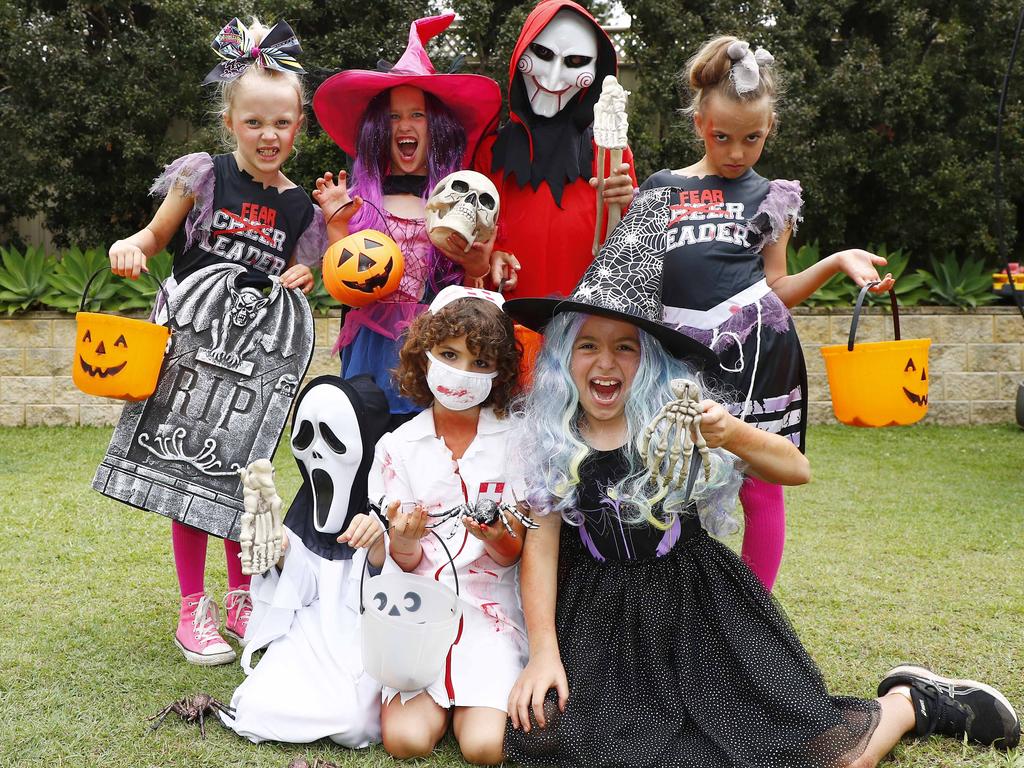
[426,351,497,411]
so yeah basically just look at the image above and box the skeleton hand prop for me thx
[641,379,712,492]
[592,75,630,254]
[238,459,284,575]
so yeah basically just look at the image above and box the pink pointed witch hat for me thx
[314,14,501,165]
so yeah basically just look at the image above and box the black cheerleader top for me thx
[150,152,323,285]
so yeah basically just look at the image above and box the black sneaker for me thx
[877,664,1021,750]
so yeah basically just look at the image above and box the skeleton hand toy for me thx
[238,458,284,575]
[641,379,712,492]
[593,75,630,254]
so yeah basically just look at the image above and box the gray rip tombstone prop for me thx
[93,263,314,540]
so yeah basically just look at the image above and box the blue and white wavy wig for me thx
[513,311,743,537]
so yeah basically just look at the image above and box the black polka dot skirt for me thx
[504,518,880,767]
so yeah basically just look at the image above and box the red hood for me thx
[506,0,618,131]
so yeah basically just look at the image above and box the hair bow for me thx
[726,41,774,96]
[203,18,306,85]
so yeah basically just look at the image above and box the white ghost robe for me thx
[371,407,529,712]
[222,525,388,746]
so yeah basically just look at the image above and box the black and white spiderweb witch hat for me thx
[504,187,718,368]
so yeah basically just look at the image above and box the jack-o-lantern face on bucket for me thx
[79,328,130,379]
[821,337,931,427]
[322,230,404,308]
[71,313,170,401]
[902,356,928,407]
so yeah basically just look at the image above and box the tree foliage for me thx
[2,0,1023,267]
[623,0,1024,263]
[0,0,432,247]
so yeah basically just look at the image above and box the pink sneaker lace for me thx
[188,594,225,648]
[224,588,252,637]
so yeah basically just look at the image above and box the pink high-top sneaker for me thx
[223,588,253,645]
[174,592,235,665]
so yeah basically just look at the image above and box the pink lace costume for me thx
[336,212,450,415]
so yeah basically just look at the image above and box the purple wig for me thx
[348,88,468,292]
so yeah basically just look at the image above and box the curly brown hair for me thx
[396,299,520,417]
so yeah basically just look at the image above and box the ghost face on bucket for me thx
[517,9,598,118]
[291,383,363,533]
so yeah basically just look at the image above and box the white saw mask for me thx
[426,171,500,249]
[517,10,598,118]
[291,383,363,533]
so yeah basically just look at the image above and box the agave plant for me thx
[865,243,930,305]
[786,241,934,307]
[0,246,58,314]
[45,247,121,312]
[916,253,999,308]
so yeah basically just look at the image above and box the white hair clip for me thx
[727,40,774,96]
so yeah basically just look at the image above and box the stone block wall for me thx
[2,308,1022,426]
[793,306,1024,425]
[0,312,342,427]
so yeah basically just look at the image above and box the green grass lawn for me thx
[0,424,1021,768]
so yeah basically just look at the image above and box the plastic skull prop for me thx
[426,171,500,249]
[290,382,363,533]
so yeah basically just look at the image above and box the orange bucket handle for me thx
[847,281,901,351]
[81,265,173,323]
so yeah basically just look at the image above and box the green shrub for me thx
[0,240,1002,315]
[916,253,999,308]
[0,246,58,315]
[866,243,931,305]
[787,242,948,307]
[45,247,121,313]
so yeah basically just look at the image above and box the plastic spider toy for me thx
[147,692,235,739]
[427,498,539,538]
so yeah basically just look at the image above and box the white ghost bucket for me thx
[359,530,462,692]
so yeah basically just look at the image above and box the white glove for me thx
[238,459,284,576]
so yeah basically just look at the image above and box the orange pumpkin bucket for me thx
[72,268,171,401]
[322,229,404,307]
[820,283,931,427]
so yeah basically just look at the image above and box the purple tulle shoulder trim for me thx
[749,179,803,249]
[149,152,215,250]
[679,291,792,354]
[293,207,327,267]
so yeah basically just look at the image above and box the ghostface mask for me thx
[517,9,598,118]
[291,382,363,533]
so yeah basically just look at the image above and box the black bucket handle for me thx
[359,524,461,615]
[80,265,174,325]
[847,281,901,352]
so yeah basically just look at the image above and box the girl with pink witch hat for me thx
[312,15,502,430]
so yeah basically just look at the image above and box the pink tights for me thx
[172,520,249,598]
[739,477,786,592]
